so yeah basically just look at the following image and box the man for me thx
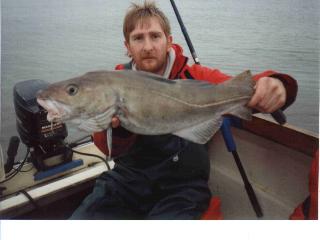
[70,1,297,219]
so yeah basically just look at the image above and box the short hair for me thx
[123,1,171,42]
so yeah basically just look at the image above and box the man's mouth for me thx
[142,55,156,60]
[142,58,157,65]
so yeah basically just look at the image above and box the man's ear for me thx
[167,35,173,52]
[124,40,132,57]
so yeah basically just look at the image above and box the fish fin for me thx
[127,70,217,88]
[224,70,254,89]
[77,109,114,133]
[173,118,223,144]
[226,105,252,120]
[174,70,253,87]
[172,79,218,88]
[93,109,114,128]
[78,118,105,132]
[118,70,175,84]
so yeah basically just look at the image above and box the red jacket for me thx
[93,43,298,156]
[290,150,318,220]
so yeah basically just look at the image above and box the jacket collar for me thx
[169,44,189,79]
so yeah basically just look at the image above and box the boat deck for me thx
[209,128,312,219]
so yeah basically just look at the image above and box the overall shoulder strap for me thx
[123,61,133,70]
[115,61,133,70]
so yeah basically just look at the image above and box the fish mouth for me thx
[37,98,72,122]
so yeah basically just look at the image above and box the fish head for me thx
[36,71,117,126]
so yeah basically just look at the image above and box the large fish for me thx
[36,70,254,144]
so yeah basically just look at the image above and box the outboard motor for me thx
[13,79,71,171]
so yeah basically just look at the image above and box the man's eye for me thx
[133,36,142,41]
[152,34,160,39]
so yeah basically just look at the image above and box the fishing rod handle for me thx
[221,118,236,152]
[271,109,287,125]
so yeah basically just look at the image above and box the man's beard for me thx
[137,56,167,75]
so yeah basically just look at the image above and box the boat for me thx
[0,113,318,220]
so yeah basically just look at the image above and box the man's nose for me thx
[143,37,153,52]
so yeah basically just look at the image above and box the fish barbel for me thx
[36,70,254,144]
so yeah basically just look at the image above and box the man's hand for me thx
[111,117,120,128]
[248,77,286,113]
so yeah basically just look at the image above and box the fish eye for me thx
[66,84,78,96]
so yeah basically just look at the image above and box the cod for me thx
[37,70,254,144]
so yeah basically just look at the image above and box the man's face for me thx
[125,17,172,75]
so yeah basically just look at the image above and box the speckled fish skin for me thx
[36,70,254,144]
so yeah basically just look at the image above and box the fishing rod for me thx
[169,0,267,218]
[169,0,200,65]
[169,0,286,125]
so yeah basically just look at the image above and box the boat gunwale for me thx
[241,114,318,157]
